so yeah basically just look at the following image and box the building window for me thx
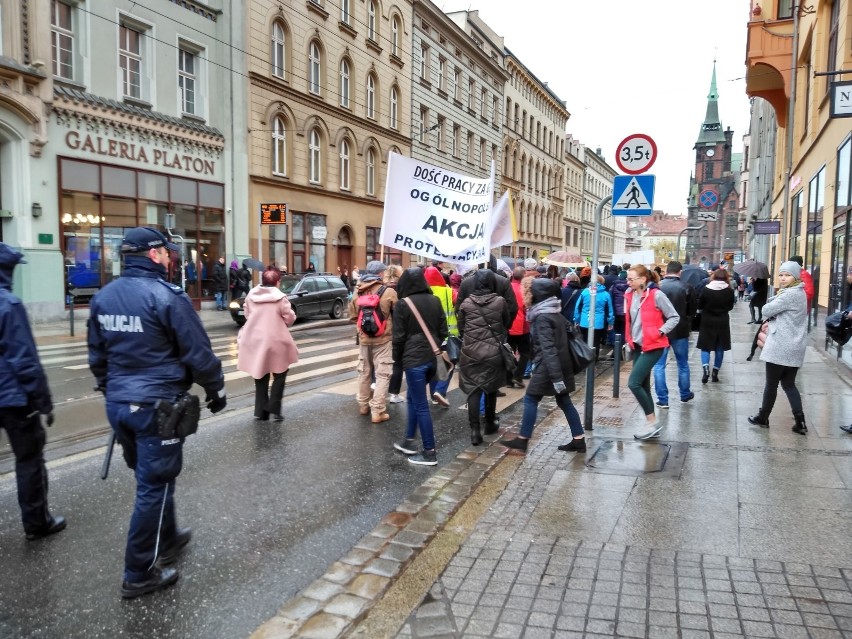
[438,57,446,92]
[339,58,350,107]
[777,0,793,19]
[453,67,461,101]
[367,1,376,41]
[479,138,485,168]
[480,88,487,118]
[836,138,850,209]
[366,74,375,118]
[492,96,499,125]
[272,115,287,176]
[827,0,840,75]
[391,17,399,56]
[51,0,74,80]
[436,116,445,151]
[309,128,321,183]
[389,86,398,129]
[271,21,285,78]
[467,79,474,110]
[119,24,143,99]
[178,48,196,115]
[466,132,473,163]
[340,0,351,25]
[339,138,350,190]
[419,44,429,80]
[419,106,428,143]
[309,41,321,95]
[452,125,460,157]
[366,148,376,195]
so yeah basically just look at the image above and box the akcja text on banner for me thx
[380,153,494,264]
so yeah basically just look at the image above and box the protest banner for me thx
[490,190,517,249]
[380,153,494,264]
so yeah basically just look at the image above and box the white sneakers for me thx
[388,394,405,404]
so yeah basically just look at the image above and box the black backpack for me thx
[825,309,852,346]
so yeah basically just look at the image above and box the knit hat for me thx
[618,270,628,279]
[365,260,387,275]
[778,260,801,279]
[524,258,537,270]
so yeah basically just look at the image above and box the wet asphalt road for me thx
[0,381,496,639]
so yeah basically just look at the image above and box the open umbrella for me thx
[242,258,265,271]
[544,251,588,268]
[680,264,708,288]
[734,260,770,279]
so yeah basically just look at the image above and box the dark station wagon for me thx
[228,272,350,326]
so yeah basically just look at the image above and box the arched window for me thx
[271,22,285,78]
[503,146,509,175]
[339,138,350,190]
[512,149,518,180]
[366,74,375,119]
[367,1,377,41]
[309,42,321,95]
[366,147,376,195]
[389,86,398,129]
[391,16,399,56]
[309,128,321,183]
[339,58,350,107]
[272,115,286,175]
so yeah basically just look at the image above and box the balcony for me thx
[744,2,794,127]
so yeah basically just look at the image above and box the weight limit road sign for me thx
[615,133,658,175]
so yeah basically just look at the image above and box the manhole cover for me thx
[570,439,687,479]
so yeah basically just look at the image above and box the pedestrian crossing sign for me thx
[612,174,655,216]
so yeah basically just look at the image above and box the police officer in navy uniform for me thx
[88,227,226,598]
[0,243,66,541]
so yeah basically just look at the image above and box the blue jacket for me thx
[88,256,224,402]
[0,265,52,412]
[574,283,615,329]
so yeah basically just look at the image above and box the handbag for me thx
[566,324,596,373]
[445,335,462,363]
[476,306,516,374]
[825,309,852,345]
[404,298,453,381]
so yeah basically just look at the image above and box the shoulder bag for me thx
[476,305,517,374]
[405,298,453,381]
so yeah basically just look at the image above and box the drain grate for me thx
[570,438,688,479]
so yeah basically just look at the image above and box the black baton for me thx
[100,431,116,480]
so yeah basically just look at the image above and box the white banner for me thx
[380,153,493,264]
[490,190,517,249]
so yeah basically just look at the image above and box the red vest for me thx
[624,287,669,351]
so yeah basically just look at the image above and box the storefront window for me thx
[790,191,803,258]
[269,224,288,270]
[837,138,851,210]
[308,214,326,272]
[60,159,224,306]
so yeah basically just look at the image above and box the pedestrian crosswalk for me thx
[38,333,361,385]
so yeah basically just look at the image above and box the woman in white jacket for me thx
[747,261,809,434]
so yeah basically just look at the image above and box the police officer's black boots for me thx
[25,515,66,541]
[157,527,192,566]
[121,566,179,599]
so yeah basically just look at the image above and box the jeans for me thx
[107,400,183,582]
[628,349,664,416]
[761,362,803,415]
[700,348,725,369]
[214,291,225,309]
[653,337,691,403]
[429,365,454,398]
[405,361,437,450]
[519,393,583,439]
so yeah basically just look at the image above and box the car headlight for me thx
[228,301,240,309]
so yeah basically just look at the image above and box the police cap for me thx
[121,227,179,254]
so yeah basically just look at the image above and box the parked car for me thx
[228,272,349,326]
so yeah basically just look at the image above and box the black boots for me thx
[792,412,808,435]
[702,365,710,384]
[557,438,587,453]
[499,437,528,452]
[470,419,483,446]
[748,409,770,428]
[711,368,720,383]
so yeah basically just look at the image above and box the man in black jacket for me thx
[652,261,695,407]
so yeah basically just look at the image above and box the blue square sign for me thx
[612,175,655,216]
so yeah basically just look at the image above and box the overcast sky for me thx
[439,0,752,217]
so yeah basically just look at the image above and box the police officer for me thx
[0,243,66,541]
[88,227,226,598]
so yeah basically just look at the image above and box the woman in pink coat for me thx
[237,268,299,421]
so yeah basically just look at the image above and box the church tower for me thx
[686,62,740,267]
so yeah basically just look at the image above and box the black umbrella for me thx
[734,260,770,279]
[242,258,264,270]
[680,264,707,288]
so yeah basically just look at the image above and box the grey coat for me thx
[759,284,808,368]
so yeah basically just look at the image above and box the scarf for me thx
[526,297,560,324]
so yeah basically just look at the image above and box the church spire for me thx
[696,60,725,146]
